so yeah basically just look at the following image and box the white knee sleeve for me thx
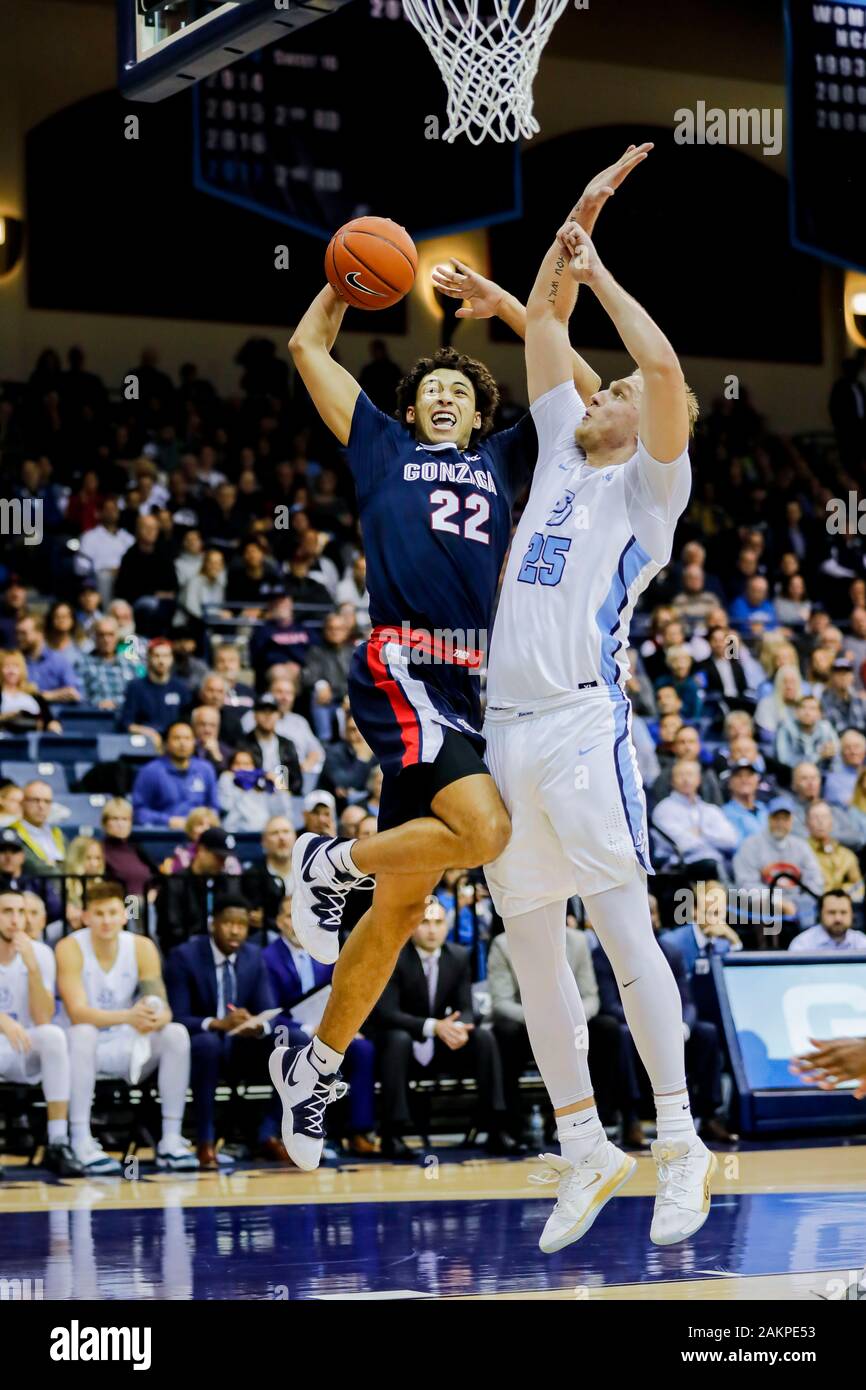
[30,1024,70,1105]
[151,1022,191,1123]
[582,870,686,1096]
[68,1024,99,1127]
[503,902,594,1110]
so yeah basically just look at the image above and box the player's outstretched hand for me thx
[430,259,503,319]
[790,1036,866,1099]
[576,142,654,225]
[558,223,604,285]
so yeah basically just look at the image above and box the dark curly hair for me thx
[394,347,500,441]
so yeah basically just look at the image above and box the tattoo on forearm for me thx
[547,253,566,304]
[139,978,167,1002]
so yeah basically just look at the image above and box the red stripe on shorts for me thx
[366,637,421,768]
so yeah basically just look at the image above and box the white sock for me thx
[70,1122,92,1152]
[557,1106,606,1165]
[161,1118,182,1146]
[655,1091,699,1145]
[328,839,363,879]
[310,1037,344,1075]
[47,1119,68,1145]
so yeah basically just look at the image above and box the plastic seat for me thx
[52,793,109,831]
[0,761,69,795]
[97,733,157,763]
[33,734,99,766]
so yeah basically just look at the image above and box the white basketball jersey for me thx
[75,927,139,1015]
[487,380,692,712]
[0,942,55,1028]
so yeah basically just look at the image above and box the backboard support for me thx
[118,0,352,102]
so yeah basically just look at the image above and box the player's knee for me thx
[467,806,511,865]
[69,1023,98,1055]
[163,1021,190,1056]
[33,1023,66,1058]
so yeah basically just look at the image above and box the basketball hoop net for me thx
[402,0,570,145]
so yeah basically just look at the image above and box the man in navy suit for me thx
[263,895,377,1155]
[165,895,279,1169]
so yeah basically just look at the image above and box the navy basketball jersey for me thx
[347,391,538,636]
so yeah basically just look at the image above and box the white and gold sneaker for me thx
[650,1138,717,1245]
[531,1140,637,1254]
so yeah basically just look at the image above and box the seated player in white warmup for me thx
[0,887,82,1176]
[441,149,714,1252]
[56,881,197,1176]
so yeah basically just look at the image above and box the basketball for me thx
[325,215,418,310]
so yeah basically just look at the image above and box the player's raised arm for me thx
[288,285,362,446]
[562,222,690,463]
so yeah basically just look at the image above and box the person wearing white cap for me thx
[303,790,337,838]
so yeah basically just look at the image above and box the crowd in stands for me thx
[0,340,865,1173]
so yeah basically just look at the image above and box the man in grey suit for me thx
[487,917,642,1145]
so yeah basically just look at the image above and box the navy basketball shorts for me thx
[348,627,488,831]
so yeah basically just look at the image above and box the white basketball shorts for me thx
[483,689,652,918]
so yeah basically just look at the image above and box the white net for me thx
[402,0,570,145]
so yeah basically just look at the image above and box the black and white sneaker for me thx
[269,1042,348,1172]
[291,833,373,964]
[43,1143,84,1178]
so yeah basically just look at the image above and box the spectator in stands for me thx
[170,626,208,692]
[671,564,718,623]
[653,725,723,804]
[0,649,60,732]
[729,575,776,633]
[218,750,294,833]
[263,895,378,1155]
[44,601,85,669]
[358,813,377,837]
[624,647,656,718]
[301,611,353,742]
[0,576,29,648]
[157,826,239,953]
[241,815,295,935]
[58,880,196,1175]
[191,704,233,773]
[694,625,752,708]
[0,784,23,828]
[120,637,191,748]
[225,538,282,614]
[165,896,278,1169]
[652,759,738,873]
[721,760,769,846]
[77,615,136,710]
[774,573,811,627]
[0,827,41,899]
[775,694,839,770]
[302,789,337,837]
[655,647,703,720]
[822,728,866,806]
[108,598,136,642]
[114,512,178,617]
[100,798,156,911]
[358,338,402,412]
[488,918,641,1146]
[166,806,241,876]
[321,713,378,806]
[238,694,302,793]
[336,554,370,635]
[132,720,219,829]
[821,658,866,733]
[212,643,255,708]
[364,763,383,818]
[339,805,366,839]
[15,613,81,702]
[805,801,864,902]
[241,668,324,776]
[789,761,866,851]
[283,545,333,612]
[789,890,866,953]
[194,671,246,746]
[372,898,514,1156]
[755,665,802,740]
[13,780,67,880]
[847,607,866,687]
[733,797,823,931]
[63,836,105,931]
[179,547,227,622]
[78,498,134,603]
[200,482,246,557]
[247,593,313,684]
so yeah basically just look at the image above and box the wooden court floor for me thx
[1,1144,864,1300]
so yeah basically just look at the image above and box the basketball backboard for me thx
[118,0,352,102]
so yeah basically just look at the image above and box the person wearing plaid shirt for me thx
[77,616,138,710]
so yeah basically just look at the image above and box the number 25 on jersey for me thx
[517,532,571,586]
